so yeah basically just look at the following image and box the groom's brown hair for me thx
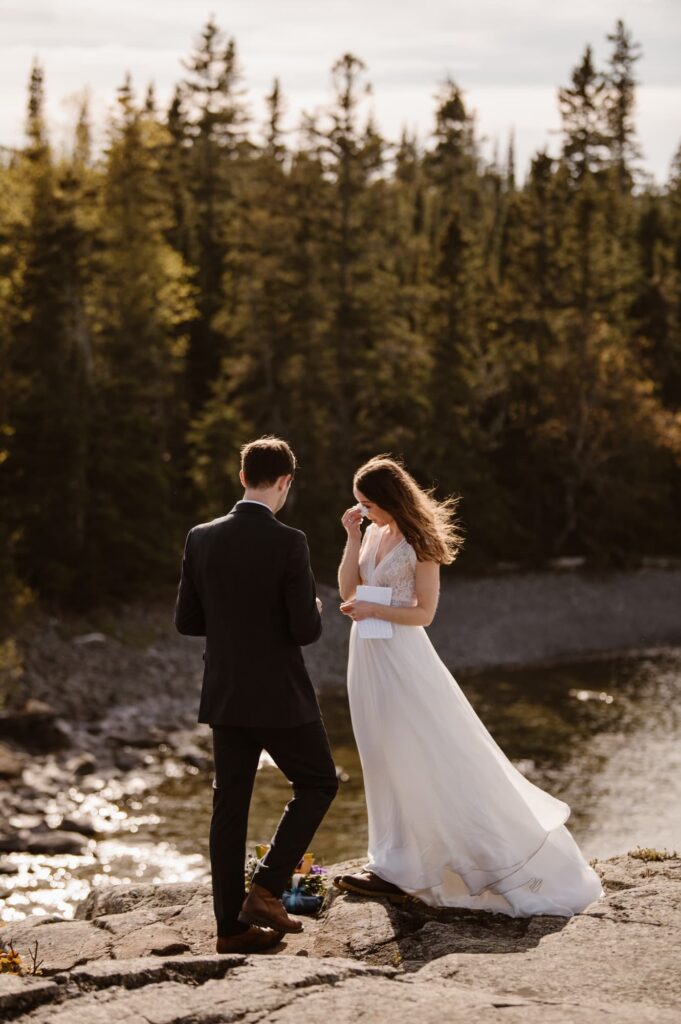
[241,436,297,487]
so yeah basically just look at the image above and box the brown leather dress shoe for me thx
[238,882,304,934]
[333,871,408,902]
[216,926,284,954]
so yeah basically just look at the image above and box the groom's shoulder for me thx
[270,520,314,558]
[189,513,231,533]
[186,514,308,547]
[184,514,232,542]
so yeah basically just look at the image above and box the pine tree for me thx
[604,19,643,191]
[635,143,681,408]
[84,77,195,600]
[189,126,343,561]
[264,78,287,163]
[506,130,516,192]
[180,17,251,410]
[0,144,28,620]
[558,45,609,182]
[420,80,497,526]
[6,63,94,599]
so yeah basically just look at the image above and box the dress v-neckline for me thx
[372,525,406,572]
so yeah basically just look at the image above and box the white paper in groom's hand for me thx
[356,585,393,639]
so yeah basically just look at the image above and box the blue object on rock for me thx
[282,890,323,914]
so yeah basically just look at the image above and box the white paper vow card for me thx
[356,585,393,639]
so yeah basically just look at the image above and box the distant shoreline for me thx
[6,566,681,719]
[308,565,681,687]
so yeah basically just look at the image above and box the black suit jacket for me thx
[174,501,323,727]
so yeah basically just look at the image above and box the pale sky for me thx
[1,0,680,183]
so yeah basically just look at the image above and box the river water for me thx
[2,648,680,922]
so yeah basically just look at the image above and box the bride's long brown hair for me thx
[354,455,464,565]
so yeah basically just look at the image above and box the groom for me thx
[174,436,338,953]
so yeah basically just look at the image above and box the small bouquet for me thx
[245,844,328,915]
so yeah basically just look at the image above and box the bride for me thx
[336,455,604,917]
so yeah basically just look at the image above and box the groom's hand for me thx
[316,597,323,614]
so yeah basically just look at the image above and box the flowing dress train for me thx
[346,522,604,917]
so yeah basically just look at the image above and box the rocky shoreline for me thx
[1,571,680,1018]
[2,568,681,914]
[5,566,681,721]
[3,563,679,746]
[1,851,679,1022]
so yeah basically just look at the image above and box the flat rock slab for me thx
[4,918,112,973]
[3,953,678,1024]
[1,854,679,1022]
[0,974,59,1015]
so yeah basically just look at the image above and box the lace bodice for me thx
[358,522,418,606]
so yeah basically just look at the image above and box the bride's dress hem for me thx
[363,806,604,919]
[348,521,605,921]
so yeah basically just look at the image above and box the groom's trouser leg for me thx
[253,718,339,897]
[210,726,261,936]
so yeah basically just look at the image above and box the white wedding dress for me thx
[347,522,604,917]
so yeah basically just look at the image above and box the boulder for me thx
[4,917,111,973]
[65,752,97,777]
[0,975,59,1017]
[58,815,100,838]
[0,742,26,779]
[1,829,90,855]
[113,745,150,771]
[0,701,71,752]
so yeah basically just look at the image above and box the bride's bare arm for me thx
[340,561,440,627]
[338,506,364,601]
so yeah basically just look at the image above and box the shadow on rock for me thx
[312,887,568,970]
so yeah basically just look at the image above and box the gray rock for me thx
[113,745,150,771]
[65,752,97,776]
[58,815,99,837]
[8,953,679,1024]
[0,975,60,1016]
[66,952,245,988]
[76,881,212,920]
[2,853,680,1023]
[111,923,191,959]
[0,700,71,752]
[0,828,89,855]
[0,741,26,779]
[0,831,27,852]
[5,918,111,973]
[312,891,423,961]
[25,830,89,855]
[109,726,160,748]
[174,744,209,770]
[72,632,107,645]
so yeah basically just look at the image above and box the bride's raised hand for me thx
[341,505,364,542]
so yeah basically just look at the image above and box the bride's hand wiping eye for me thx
[341,505,364,541]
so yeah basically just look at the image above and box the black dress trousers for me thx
[210,718,338,936]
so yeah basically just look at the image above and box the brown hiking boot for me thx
[333,871,408,902]
[216,926,284,954]
[238,882,304,934]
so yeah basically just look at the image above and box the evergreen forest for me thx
[1,17,680,623]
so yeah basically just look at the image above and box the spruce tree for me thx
[558,45,609,182]
[6,63,93,600]
[604,19,643,191]
[84,77,194,600]
[180,17,251,410]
